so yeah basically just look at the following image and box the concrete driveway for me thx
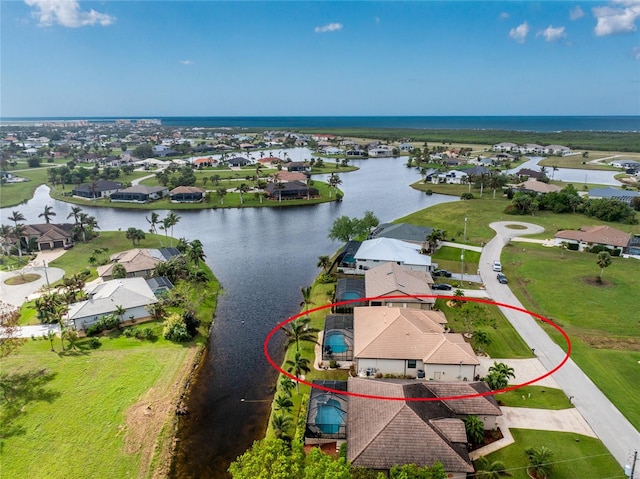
[0,265,65,308]
[481,221,640,468]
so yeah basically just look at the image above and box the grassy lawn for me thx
[537,156,619,170]
[1,333,199,478]
[0,168,53,207]
[496,386,573,409]
[502,243,640,429]
[480,429,623,479]
[436,299,533,359]
[431,246,480,277]
[401,185,640,246]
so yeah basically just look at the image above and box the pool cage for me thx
[334,277,367,313]
[305,380,348,442]
[322,314,354,361]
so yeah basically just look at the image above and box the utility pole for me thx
[43,260,50,289]
[627,450,638,478]
[460,216,468,282]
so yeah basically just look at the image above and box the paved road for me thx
[481,221,640,469]
[0,265,65,307]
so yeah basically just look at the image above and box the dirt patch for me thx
[124,345,203,479]
[504,224,529,230]
[4,273,41,285]
[578,334,640,351]
[469,428,504,451]
[581,277,612,287]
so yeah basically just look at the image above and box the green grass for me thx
[436,299,533,359]
[480,429,623,479]
[0,168,53,207]
[502,243,640,429]
[496,386,573,410]
[400,185,640,246]
[431,246,480,277]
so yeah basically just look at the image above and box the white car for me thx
[492,261,502,272]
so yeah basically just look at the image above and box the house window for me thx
[407,360,417,369]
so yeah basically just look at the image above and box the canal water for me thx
[1,154,460,477]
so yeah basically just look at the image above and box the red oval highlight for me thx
[263,295,571,401]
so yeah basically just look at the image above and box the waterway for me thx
[0,153,460,477]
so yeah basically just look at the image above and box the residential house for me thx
[72,179,122,199]
[492,142,518,152]
[285,161,311,172]
[512,179,561,194]
[588,187,640,205]
[544,144,571,156]
[353,307,477,380]
[346,149,367,158]
[515,168,547,180]
[271,171,307,183]
[365,262,435,310]
[354,237,432,272]
[66,277,158,330]
[336,241,362,270]
[368,222,434,245]
[519,143,544,155]
[170,186,206,203]
[321,146,343,155]
[368,145,394,157]
[265,180,318,200]
[347,378,501,478]
[465,165,491,176]
[193,157,215,168]
[610,159,640,169]
[227,156,251,167]
[426,170,468,185]
[554,225,632,253]
[110,185,169,203]
[398,143,414,152]
[18,223,74,251]
[97,247,179,280]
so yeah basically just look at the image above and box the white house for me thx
[353,307,479,381]
[66,277,158,330]
[354,237,432,272]
[368,145,394,157]
[427,170,468,185]
[492,142,518,152]
[544,144,571,156]
[398,143,414,152]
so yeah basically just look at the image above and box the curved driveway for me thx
[0,265,65,307]
[481,221,639,468]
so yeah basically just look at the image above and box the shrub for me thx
[317,272,335,284]
[329,360,339,369]
[182,310,201,337]
[88,337,101,349]
[461,192,475,200]
[163,313,191,342]
[424,189,433,195]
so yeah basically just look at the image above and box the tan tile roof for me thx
[424,382,502,416]
[98,248,161,277]
[430,418,468,443]
[275,170,307,182]
[347,378,475,473]
[422,336,479,365]
[170,186,206,194]
[514,179,562,193]
[365,263,435,305]
[555,225,631,248]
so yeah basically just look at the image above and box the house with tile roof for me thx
[18,223,75,251]
[588,187,640,205]
[554,225,632,253]
[364,262,435,310]
[170,186,206,203]
[512,179,562,194]
[354,307,478,380]
[97,248,179,280]
[72,179,122,199]
[66,277,158,330]
[110,185,168,203]
[347,378,501,477]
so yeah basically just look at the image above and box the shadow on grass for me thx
[0,368,61,450]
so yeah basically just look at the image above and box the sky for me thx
[1,0,639,117]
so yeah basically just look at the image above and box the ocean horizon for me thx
[1,115,638,132]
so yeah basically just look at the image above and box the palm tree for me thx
[472,330,492,355]
[216,187,227,205]
[125,227,145,246]
[596,251,612,281]
[146,212,160,235]
[486,361,516,390]
[0,224,12,257]
[8,210,26,228]
[165,212,181,245]
[38,205,56,224]
[316,255,331,272]
[279,376,295,397]
[274,181,285,202]
[281,317,319,353]
[425,229,445,254]
[525,446,553,479]
[300,286,314,318]
[271,413,293,441]
[328,173,342,198]
[474,456,507,479]
[274,395,294,413]
[67,206,83,225]
[464,415,485,446]
[12,223,26,260]
[187,239,206,268]
[236,183,250,204]
[285,351,311,394]
[114,305,126,324]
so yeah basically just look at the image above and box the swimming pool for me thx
[325,332,348,354]
[342,291,361,301]
[315,399,345,434]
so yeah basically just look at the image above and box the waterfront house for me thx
[365,262,435,310]
[72,180,122,199]
[354,237,432,272]
[353,307,477,380]
[512,179,561,194]
[368,145,394,157]
[492,142,518,152]
[285,161,311,172]
[265,180,318,200]
[347,378,501,478]
[16,223,75,251]
[170,186,206,203]
[66,277,158,331]
[97,247,179,280]
[110,185,169,203]
[368,222,434,245]
[588,187,640,205]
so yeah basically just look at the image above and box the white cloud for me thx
[500,12,510,20]
[570,6,585,20]
[375,16,380,24]
[538,25,567,42]
[509,22,529,43]
[632,45,640,59]
[180,60,194,65]
[25,0,115,27]
[314,22,343,33]
[593,0,640,36]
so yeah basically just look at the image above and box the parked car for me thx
[432,269,452,277]
[497,273,508,284]
[492,261,502,272]
[432,283,453,290]
[63,243,75,250]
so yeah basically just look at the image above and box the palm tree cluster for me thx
[485,362,516,390]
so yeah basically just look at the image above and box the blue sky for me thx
[1,0,639,117]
